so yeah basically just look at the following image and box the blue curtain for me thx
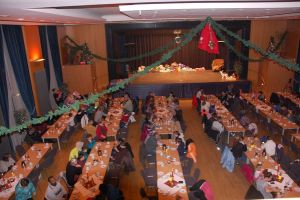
[38,26,50,90]
[2,25,36,117]
[46,26,63,87]
[0,28,9,126]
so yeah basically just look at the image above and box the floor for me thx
[34,99,256,200]
[131,71,237,85]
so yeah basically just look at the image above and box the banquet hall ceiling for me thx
[0,0,300,24]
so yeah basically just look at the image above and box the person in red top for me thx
[96,119,107,140]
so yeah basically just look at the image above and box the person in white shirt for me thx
[247,122,258,136]
[201,100,210,114]
[212,117,224,133]
[261,136,276,156]
[123,93,133,112]
[0,153,15,173]
[45,176,67,200]
[196,89,203,112]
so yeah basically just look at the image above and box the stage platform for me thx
[117,70,251,98]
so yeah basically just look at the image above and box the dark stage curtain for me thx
[0,27,9,126]
[39,26,51,90]
[2,25,36,117]
[46,26,63,87]
[113,29,228,72]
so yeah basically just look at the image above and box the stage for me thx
[117,70,251,98]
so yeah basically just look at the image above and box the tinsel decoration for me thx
[0,17,209,136]
[1,16,298,136]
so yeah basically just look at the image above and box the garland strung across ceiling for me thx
[0,17,208,136]
[0,16,299,136]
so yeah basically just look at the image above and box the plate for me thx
[174,161,180,166]
[179,189,187,193]
[158,171,164,176]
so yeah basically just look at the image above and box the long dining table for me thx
[41,110,77,150]
[69,142,114,200]
[104,98,124,140]
[156,139,189,200]
[206,95,246,143]
[276,91,300,108]
[244,137,300,198]
[0,143,52,200]
[241,93,299,136]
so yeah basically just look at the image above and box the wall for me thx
[248,20,298,98]
[285,20,300,60]
[22,25,44,115]
[56,24,109,92]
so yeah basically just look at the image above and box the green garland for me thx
[211,21,300,72]
[0,18,209,136]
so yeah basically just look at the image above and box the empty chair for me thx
[145,154,156,168]
[185,168,200,187]
[28,166,42,187]
[81,131,88,145]
[60,130,71,143]
[15,145,26,158]
[40,146,58,170]
[140,187,157,200]
[59,171,73,193]
[279,155,292,171]
[142,168,157,180]
[141,170,157,193]
[244,185,264,199]
[105,164,122,186]
[291,143,300,158]
[182,158,193,176]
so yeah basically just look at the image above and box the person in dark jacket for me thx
[66,159,82,187]
[176,138,185,158]
[231,136,247,164]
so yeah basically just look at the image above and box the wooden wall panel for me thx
[62,64,95,95]
[248,20,288,93]
[285,20,300,60]
[57,24,109,92]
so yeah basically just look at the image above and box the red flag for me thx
[198,24,219,54]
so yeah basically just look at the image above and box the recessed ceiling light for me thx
[0,15,9,18]
[39,19,45,22]
[265,8,271,11]
[17,18,24,21]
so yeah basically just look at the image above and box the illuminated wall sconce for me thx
[31,58,45,62]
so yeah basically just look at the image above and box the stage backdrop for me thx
[106,21,250,80]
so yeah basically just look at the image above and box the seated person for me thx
[176,138,185,158]
[240,115,250,127]
[144,132,157,155]
[246,122,258,136]
[86,134,96,153]
[0,153,15,174]
[111,141,135,172]
[255,170,280,199]
[15,178,36,200]
[45,176,67,200]
[123,93,133,113]
[96,118,108,140]
[258,91,265,102]
[84,120,96,137]
[69,141,84,161]
[186,138,197,163]
[231,136,247,164]
[189,179,214,200]
[261,136,276,157]
[66,159,82,187]
[77,154,86,168]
